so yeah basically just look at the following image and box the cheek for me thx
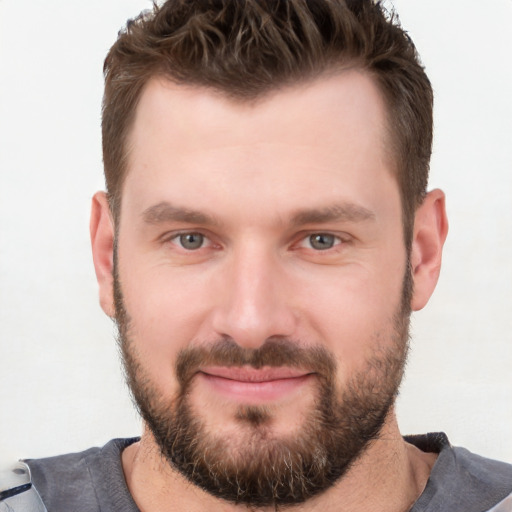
[293,262,405,365]
[117,254,218,394]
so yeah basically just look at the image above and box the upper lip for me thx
[199,366,312,382]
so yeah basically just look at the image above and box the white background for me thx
[0,1,511,465]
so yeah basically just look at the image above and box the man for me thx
[1,0,511,511]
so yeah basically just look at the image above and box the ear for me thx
[410,189,449,311]
[90,191,115,317]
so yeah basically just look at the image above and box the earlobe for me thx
[90,191,116,318]
[410,189,449,311]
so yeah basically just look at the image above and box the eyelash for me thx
[164,231,347,253]
[168,232,212,250]
[298,233,344,251]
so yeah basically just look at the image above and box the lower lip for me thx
[199,373,313,403]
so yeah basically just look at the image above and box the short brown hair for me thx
[102,0,433,246]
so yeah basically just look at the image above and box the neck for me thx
[121,410,436,512]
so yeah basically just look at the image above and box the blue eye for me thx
[308,233,337,250]
[178,233,205,250]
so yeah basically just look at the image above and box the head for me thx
[102,0,433,249]
[92,0,447,507]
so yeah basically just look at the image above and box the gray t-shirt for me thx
[12,433,512,511]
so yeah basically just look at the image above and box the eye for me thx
[306,233,340,251]
[174,232,206,250]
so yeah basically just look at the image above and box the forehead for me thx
[122,70,397,222]
[128,69,391,156]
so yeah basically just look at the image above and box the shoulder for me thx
[23,444,103,511]
[407,433,512,512]
[21,438,139,512]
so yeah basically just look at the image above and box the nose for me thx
[211,244,298,349]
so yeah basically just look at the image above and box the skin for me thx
[91,70,448,511]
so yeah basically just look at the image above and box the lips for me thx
[200,366,312,382]
[197,366,314,403]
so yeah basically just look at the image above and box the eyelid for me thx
[177,232,207,249]
[293,231,349,250]
[157,229,349,251]
[160,230,215,248]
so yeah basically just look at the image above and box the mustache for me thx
[175,337,336,388]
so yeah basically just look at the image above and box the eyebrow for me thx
[142,201,375,227]
[142,202,221,226]
[290,203,376,226]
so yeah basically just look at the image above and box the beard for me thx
[114,261,412,508]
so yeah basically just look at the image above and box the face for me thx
[113,71,411,505]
